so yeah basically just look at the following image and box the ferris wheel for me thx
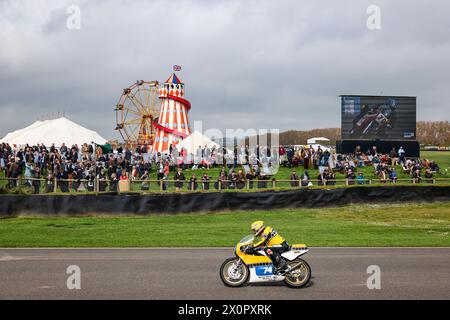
[114,80,160,146]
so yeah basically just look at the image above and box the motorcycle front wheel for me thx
[220,257,249,287]
[284,258,311,288]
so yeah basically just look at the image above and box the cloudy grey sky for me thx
[1,0,449,141]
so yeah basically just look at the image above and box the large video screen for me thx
[341,95,416,140]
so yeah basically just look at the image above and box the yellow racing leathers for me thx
[253,226,289,273]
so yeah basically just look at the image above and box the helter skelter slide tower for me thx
[152,73,192,153]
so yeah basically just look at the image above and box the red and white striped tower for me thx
[152,73,191,153]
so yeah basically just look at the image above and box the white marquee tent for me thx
[1,120,45,142]
[175,130,220,154]
[306,137,330,145]
[0,117,107,147]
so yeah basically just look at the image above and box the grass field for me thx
[422,151,450,170]
[0,202,448,247]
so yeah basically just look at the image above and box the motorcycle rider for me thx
[250,221,289,275]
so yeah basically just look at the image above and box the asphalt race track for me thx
[0,248,449,300]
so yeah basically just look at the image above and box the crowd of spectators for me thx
[281,144,442,185]
[0,141,444,194]
[333,145,441,184]
[0,142,278,193]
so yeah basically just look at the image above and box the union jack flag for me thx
[173,65,182,71]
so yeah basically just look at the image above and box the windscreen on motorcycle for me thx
[238,235,254,245]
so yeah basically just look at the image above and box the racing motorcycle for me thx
[219,235,311,288]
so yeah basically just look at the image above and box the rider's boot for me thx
[275,259,288,275]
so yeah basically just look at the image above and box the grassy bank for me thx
[0,202,448,247]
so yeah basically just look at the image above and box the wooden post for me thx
[95,176,99,195]
[54,177,57,193]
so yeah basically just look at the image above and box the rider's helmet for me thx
[251,221,266,236]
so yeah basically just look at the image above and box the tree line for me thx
[275,121,449,146]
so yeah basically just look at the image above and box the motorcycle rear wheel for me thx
[220,257,249,287]
[284,258,311,288]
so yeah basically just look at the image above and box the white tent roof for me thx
[0,117,107,147]
[307,137,330,144]
[175,130,220,154]
[1,120,45,142]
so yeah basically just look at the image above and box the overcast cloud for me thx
[1,0,449,140]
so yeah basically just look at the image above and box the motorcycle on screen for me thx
[219,235,311,288]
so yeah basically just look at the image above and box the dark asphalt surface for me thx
[0,248,449,300]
